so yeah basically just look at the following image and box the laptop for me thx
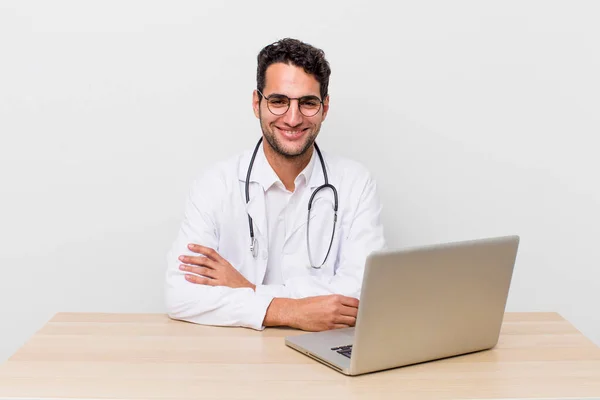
[285,235,520,376]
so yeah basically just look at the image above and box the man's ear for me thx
[321,95,330,121]
[252,90,260,118]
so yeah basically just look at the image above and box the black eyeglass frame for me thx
[257,89,324,117]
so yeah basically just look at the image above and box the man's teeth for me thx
[281,129,302,134]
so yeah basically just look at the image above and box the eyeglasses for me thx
[257,89,323,117]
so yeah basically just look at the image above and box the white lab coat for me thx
[165,146,386,330]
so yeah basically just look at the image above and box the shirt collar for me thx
[240,142,319,192]
[254,145,280,191]
[296,146,317,189]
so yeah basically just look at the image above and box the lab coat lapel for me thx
[245,185,267,239]
[238,149,268,240]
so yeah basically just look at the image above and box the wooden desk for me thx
[1,312,599,399]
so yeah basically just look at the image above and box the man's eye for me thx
[301,100,320,108]
[269,99,288,107]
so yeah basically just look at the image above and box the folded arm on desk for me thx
[165,175,273,331]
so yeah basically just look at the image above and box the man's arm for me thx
[255,173,386,300]
[263,295,360,331]
[165,174,273,330]
[174,240,361,331]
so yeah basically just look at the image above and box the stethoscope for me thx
[246,137,338,269]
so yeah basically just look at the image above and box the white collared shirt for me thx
[257,147,317,285]
[165,143,386,330]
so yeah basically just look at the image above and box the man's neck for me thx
[263,142,313,192]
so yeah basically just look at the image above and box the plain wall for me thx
[1,0,599,362]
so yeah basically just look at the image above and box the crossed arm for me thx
[178,244,360,331]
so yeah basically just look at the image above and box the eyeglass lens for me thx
[266,94,322,117]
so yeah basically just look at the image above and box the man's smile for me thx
[274,126,309,140]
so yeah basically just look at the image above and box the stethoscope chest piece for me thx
[250,237,258,259]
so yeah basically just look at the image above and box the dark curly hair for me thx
[256,38,331,101]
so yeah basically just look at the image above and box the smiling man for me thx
[165,38,386,331]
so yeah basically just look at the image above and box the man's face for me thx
[253,63,329,159]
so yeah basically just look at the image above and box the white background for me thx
[1,0,599,362]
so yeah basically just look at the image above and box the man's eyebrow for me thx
[265,92,287,97]
[265,92,321,99]
[299,94,321,100]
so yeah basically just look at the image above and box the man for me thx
[165,38,385,331]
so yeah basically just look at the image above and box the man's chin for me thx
[277,147,308,159]
[276,139,315,158]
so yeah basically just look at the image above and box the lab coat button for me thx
[261,251,268,260]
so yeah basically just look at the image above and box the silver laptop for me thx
[285,235,520,376]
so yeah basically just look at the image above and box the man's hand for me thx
[264,295,359,331]
[179,244,256,290]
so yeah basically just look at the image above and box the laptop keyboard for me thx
[331,344,352,358]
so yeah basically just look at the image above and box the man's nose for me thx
[282,100,303,126]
